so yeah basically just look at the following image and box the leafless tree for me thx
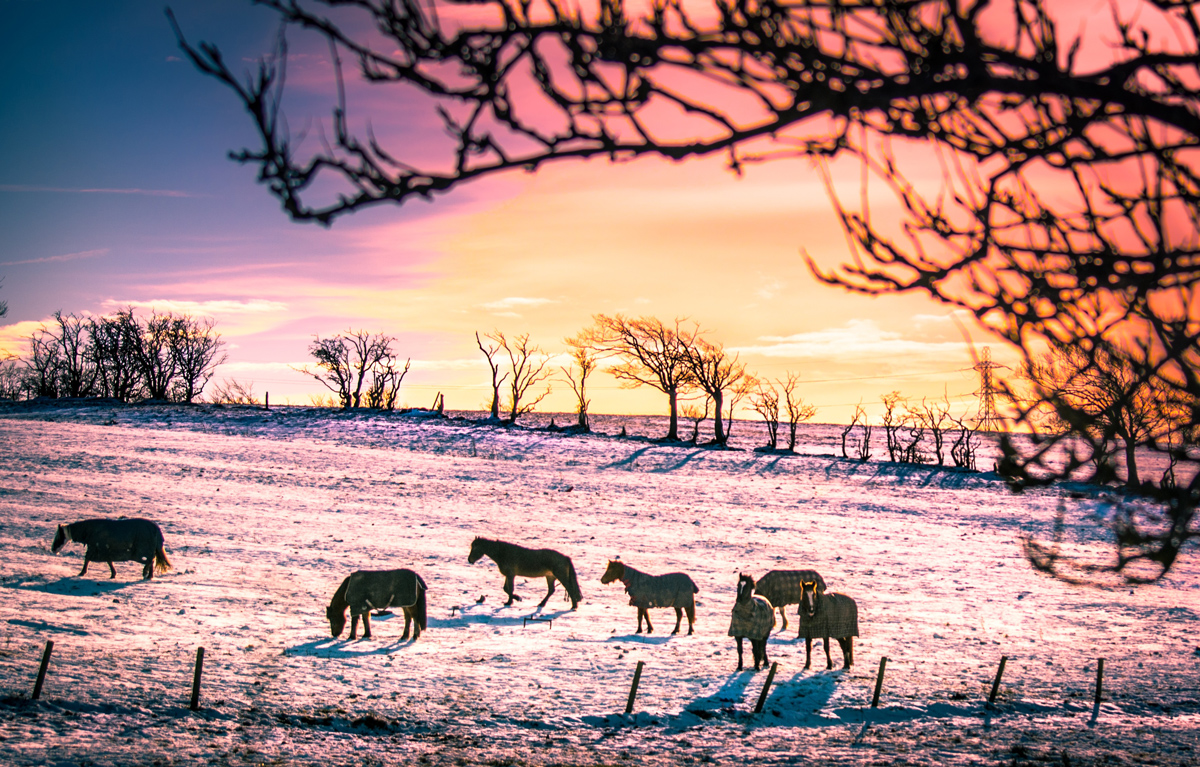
[722,374,757,443]
[48,312,98,398]
[948,410,978,471]
[779,373,818,452]
[751,380,781,450]
[90,309,143,402]
[177,0,1200,579]
[170,315,228,404]
[1016,340,1176,489]
[0,353,20,401]
[296,330,394,409]
[364,352,411,411]
[561,335,598,431]
[24,326,63,398]
[476,331,509,420]
[881,392,906,463]
[680,400,710,444]
[134,313,180,401]
[685,338,748,446]
[911,397,953,467]
[583,315,699,441]
[501,332,552,423]
[210,378,261,405]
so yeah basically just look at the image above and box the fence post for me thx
[1094,658,1105,706]
[190,647,205,711]
[31,640,54,700]
[988,655,1008,707]
[871,657,888,708]
[754,662,779,713]
[625,660,644,715]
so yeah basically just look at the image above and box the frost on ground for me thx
[0,402,1197,766]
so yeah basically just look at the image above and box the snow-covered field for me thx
[0,401,1197,766]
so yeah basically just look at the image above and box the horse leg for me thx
[823,636,833,670]
[503,573,519,606]
[760,639,770,671]
[107,561,117,579]
[635,608,644,634]
[778,606,788,631]
[361,611,372,640]
[143,560,153,580]
[804,637,813,670]
[349,612,360,640]
[644,608,653,634]
[839,637,854,669]
[400,607,411,641]
[685,603,695,635]
[538,575,555,609]
[671,607,683,635]
[78,557,90,577]
[735,637,745,671]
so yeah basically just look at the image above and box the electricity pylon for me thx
[973,346,1007,432]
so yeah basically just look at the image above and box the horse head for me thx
[51,524,68,554]
[736,573,756,603]
[326,603,347,638]
[800,578,826,618]
[600,559,624,584]
[467,537,486,564]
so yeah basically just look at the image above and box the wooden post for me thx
[625,660,644,715]
[264,392,269,410]
[988,655,1008,707]
[1094,658,1105,706]
[190,647,205,711]
[871,657,888,708]
[31,640,54,700]
[754,662,779,713]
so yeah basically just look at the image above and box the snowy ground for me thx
[0,401,1197,766]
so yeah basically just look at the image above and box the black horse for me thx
[327,569,427,640]
[467,537,582,609]
[51,518,170,580]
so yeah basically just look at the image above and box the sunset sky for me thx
[0,0,1018,422]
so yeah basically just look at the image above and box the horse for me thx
[600,560,697,635]
[753,569,826,633]
[467,537,581,609]
[796,578,858,670]
[51,518,170,580]
[327,569,427,640]
[728,573,775,671]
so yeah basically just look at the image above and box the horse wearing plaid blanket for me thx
[600,560,698,635]
[753,569,826,634]
[797,578,858,670]
[728,573,775,671]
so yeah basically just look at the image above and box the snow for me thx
[0,401,1197,766]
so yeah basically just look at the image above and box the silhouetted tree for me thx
[210,378,260,405]
[780,373,817,451]
[364,352,411,411]
[561,335,598,431]
[178,0,1200,579]
[170,315,228,403]
[583,315,699,441]
[90,309,143,402]
[476,331,508,420]
[296,330,394,409]
[751,380,781,450]
[685,338,748,446]
[501,332,552,423]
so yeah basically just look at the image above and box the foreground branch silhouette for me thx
[176,0,1200,580]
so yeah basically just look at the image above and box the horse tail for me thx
[566,558,582,606]
[154,544,172,575]
[413,577,428,632]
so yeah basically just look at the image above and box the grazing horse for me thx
[600,560,698,635]
[327,569,427,640]
[51,518,170,580]
[728,573,775,671]
[467,537,581,609]
[796,578,858,670]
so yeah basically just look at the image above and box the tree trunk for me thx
[712,390,726,445]
[665,389,679,441]
[1124,437,1140,488]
